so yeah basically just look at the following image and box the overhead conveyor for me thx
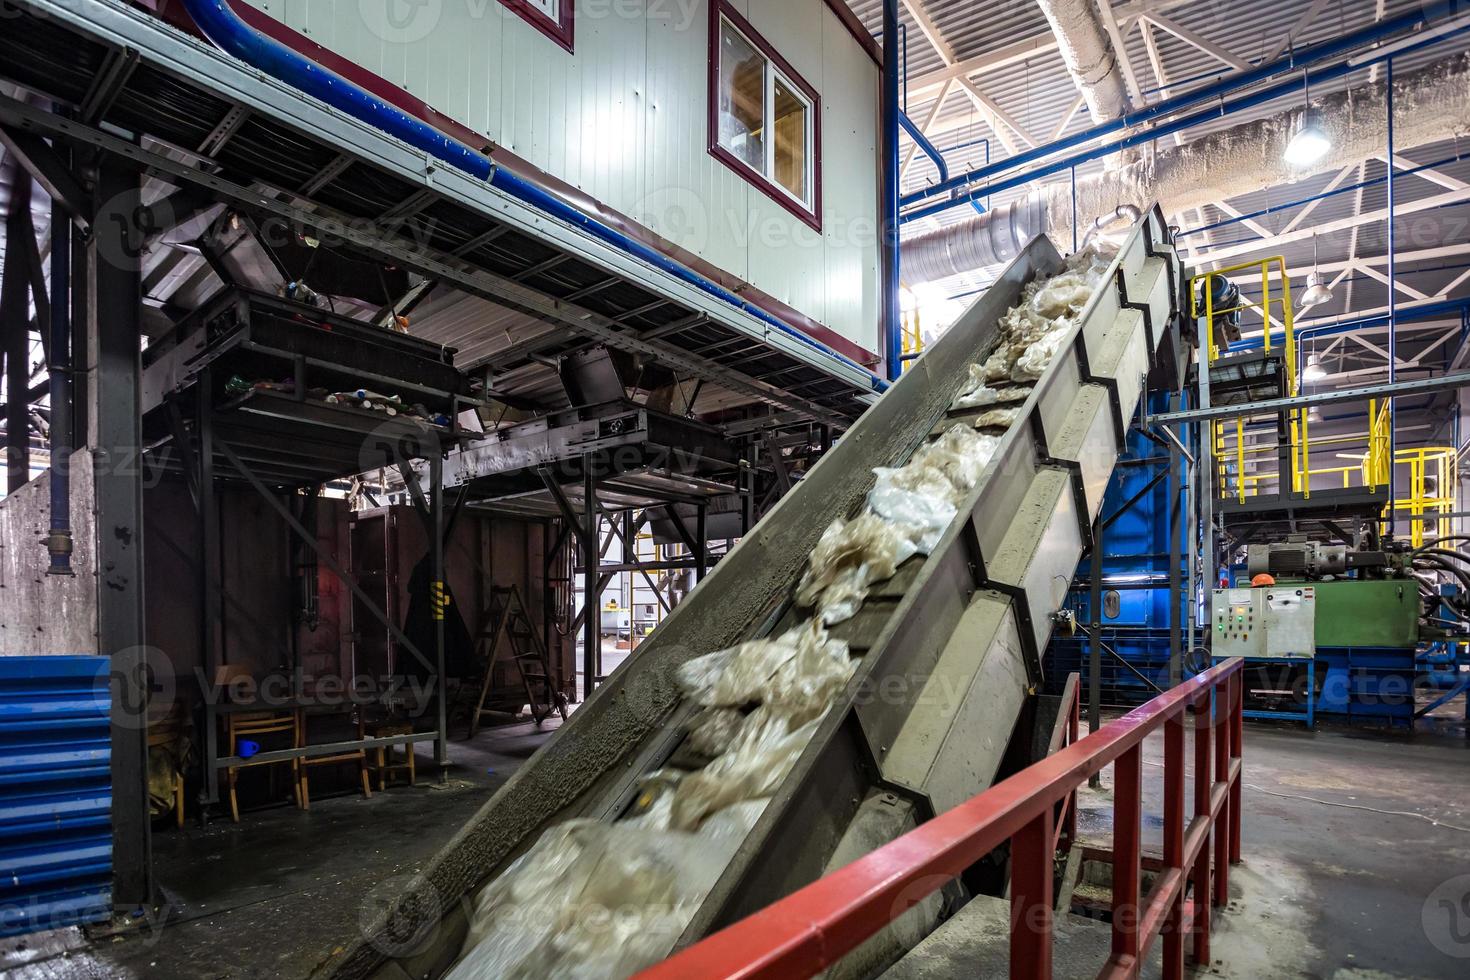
[340,209,1188,979]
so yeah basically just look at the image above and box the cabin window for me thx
[709,3,821,230]
[502,0,573,52]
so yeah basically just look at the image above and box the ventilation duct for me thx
[902,52,1470,285]
[1034,0,1132,124]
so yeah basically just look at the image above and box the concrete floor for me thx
[0,719,561,980]
[3,697,1467,979]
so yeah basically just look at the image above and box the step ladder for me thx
[469,585,568,736]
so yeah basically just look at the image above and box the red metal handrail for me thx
[637,658,1244,980]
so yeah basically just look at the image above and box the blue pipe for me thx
[883,0,902,381]
[898,111,986,219]
[180,0,887,393]
[901,0,1467,211]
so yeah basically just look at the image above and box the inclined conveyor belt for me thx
[340,208,1185,980]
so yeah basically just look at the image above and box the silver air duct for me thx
[1035,0,1132,124]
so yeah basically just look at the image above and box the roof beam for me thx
[1282,166,1357,234]
[1262,0,1332,64]
[1141,12,1252,72]
[1191,187,1470,265]
[904,0,1195,99]
[1097,0,1145,104]
[900,0,1037,154]
[1374,153,1468,192]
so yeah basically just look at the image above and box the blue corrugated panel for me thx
[0,656,112,937]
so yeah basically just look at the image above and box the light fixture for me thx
[1283,72,1331,168]
[1301,236,1334,307]
[1301,269,1335,307]
[1302,353,1327,384]
[1284,108,1331,167]
[1308,404,1322,423]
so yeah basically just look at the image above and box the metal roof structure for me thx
[850,0,1470,449]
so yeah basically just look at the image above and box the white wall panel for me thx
[239,0,879,356]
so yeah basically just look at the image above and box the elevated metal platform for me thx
[0,0,882,431]
[337,210,1186,978]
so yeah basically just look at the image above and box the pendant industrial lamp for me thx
[1301,237,1335,307]
[1284,70,1331,167]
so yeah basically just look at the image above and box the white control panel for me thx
[1210,586,1316,659]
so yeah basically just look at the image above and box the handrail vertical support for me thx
[1011,810,1056,979]
[1112,745,1143,964]
[1191,693,1214,965]
[1162,713,1187,979]
[1213,679,1232,906]
[1229,672,1244,865]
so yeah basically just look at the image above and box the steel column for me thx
[2,166,31,494]
[1386,57,1398,533]
[583,458,599,695]
[47,191,73,573]
[93,163,152,905]
[431,451,447,771]
[1088,516,1104,787]
[882,0,902,381]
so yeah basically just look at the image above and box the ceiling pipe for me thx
[1034,0,1131,124]
[177,0,887,393]
[901,51,1470,285]
[903,0,1469,212]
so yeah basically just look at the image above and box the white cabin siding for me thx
[241,0,881,355]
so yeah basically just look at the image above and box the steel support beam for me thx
[1152,372,1470,424]
[2,165,33,494]
[92,163,152,905]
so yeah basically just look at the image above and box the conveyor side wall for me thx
[343,210,1182,979]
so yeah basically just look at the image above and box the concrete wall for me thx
[238,0,882,354]
[0,452,98,655]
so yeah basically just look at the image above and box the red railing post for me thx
[631,660,1246,980]
[1111,745,1143,967]
[1229,672,1243,866]
[1191,690,1213,966]
[1064,686,1081,845]
[1011,809,1056,979]
[1162,709,1186,980]
[1212,678,1232,907]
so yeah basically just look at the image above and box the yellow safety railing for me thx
[1195,258,1311,506]
[900,309,924,373]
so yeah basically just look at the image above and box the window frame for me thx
[500,0,574,53]
[707,1,823,232]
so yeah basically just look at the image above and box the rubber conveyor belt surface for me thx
[337,208,1184,980]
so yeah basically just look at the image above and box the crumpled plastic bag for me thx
[973,407,1019,429]
[669,713,824,831]
[795,514,919,624]
[869,466,959,553]
[685,707,745,758]
[952,242,1118,406]
[675,624,853,722]
[449,819,738,980]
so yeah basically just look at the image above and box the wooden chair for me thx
[222,709,302,824]
[147,706,189,829]
[296,710,373,809]
[358,715,417,791]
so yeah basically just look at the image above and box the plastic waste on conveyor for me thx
[335,207,1185,980]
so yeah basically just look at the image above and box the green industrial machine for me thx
[1216,539,1426,726]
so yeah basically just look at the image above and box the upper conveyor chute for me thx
[339,208,1186,980]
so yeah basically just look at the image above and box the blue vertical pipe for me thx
[883,0,902,381]
[1387,58,1398,532]
[46,200,71,574]
[179,0,887,391]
